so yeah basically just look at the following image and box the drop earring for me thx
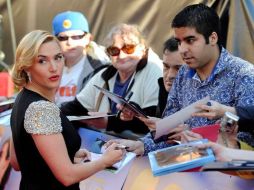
[27,72,32,82]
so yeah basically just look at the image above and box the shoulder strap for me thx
[87,54,104,69]
[95,82,110,112]
[81,64,109,90]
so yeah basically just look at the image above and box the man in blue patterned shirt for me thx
[106,4,254,156]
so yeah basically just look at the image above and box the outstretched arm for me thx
[33,134,123,186]
[197,142,254,161]
[192,100,236,120]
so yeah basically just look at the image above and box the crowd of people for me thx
[61,23,163,139]
[0,3,253,190]
[111,3,254,156]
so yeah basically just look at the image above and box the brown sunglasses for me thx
[106,44,136,56]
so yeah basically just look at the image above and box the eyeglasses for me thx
[106,44,136,56]
[57,33,87,41]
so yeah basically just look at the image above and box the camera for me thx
[220,111,239,133]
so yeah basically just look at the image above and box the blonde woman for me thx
[10,30,123,190]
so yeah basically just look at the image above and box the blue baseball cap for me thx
[52,11,89,36]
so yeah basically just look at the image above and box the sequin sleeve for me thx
[24,100,62,135]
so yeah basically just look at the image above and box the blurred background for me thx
[0,0,253,71]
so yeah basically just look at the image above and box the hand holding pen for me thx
[99,143,126,168]
[97,138,129,152]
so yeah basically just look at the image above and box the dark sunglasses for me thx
[57,33,87,41]
[106,44,136,56]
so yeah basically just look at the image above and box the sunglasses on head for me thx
[57,33,87,41]
[106,44,136,56]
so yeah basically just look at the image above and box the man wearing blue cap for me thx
[52,11,110,106]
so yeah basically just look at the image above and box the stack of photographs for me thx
[148,139,215,176]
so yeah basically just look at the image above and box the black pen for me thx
[116,91,133,118]
[96,138,129,151]
[125,91,134,103]
[115,144,129,150]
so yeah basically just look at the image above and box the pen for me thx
[125,91,134,101]
[172,140,181,144]
[115,144,128,150]
[116,91,133,118]
[96,138,129,151]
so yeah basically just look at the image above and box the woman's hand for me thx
[100,143,124,167]
[105,139,145,156]
[74,149,91,164]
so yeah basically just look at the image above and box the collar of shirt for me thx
[186,47,228,83]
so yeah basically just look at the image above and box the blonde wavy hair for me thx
[11,30,60,87]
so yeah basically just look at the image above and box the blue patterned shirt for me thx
[141,48,254,155]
